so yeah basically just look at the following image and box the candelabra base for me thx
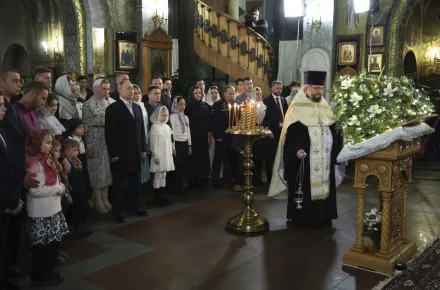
[226,208,269,234]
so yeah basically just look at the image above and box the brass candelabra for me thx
[225,99,272,233]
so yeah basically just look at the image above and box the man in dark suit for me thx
[0,65,39,279]
[211,85,238,188]
[262,80,288,184]
[0,95,23,290]
[105,80,148,223]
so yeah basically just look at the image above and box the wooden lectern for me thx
[342,138,420,275]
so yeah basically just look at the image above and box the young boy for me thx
[63,139,92,237]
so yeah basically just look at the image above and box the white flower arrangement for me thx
[364,207,382,234]
[332,70,435,145]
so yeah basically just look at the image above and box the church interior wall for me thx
[0,0,64,82]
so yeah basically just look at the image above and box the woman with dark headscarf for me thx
[82,79,114,214]
[184,86,212,188]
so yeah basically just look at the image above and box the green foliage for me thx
[332,70,434,145]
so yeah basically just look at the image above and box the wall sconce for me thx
[307,5,322,33]
[152,9,168,28]
[429,47,440,65]
[41,41,48,55]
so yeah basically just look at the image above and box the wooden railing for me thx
[194,0,274,96]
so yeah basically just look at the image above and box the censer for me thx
[293,151,307,209]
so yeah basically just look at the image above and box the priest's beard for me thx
[310,94,322,103]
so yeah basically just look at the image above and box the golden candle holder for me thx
[225,99,272,233]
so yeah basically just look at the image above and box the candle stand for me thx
[225,99,272,233]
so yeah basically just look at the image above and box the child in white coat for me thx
[150,106,175,206]
[25,129,69,286]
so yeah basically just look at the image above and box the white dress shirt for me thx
[272,94,284,127]
[170,114,192,145]
[0,132,7,151]
[120,97,134,117]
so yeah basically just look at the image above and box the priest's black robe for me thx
[283,122,341,226]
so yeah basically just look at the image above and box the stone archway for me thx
[404,51,417,75]
[3,44,31,77]
[386,0,420,76]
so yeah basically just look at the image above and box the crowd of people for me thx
[0,63,300,288]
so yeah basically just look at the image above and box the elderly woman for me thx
[82,78,114,213]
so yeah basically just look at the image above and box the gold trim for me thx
[388,0,408,76]
[73,0,86,75]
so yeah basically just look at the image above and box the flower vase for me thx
[371,229,381,250]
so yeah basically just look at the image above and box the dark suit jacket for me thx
[0,129,19,212]
[0,99,26,171]
[110,90,120,100]
[105,99,147,174]
[212,99,237,140]
[142,94,172,112]
[262,95,288,139]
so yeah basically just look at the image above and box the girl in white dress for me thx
[150,106,175,205]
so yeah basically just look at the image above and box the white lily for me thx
[349,92,363,106]
[383,83,398,97]
[367,105,383,118]
[348,115,360,126]
[341,79,354,89]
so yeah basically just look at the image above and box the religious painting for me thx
[149,48,169,79]
[338,42,357,66]
[368,26,384,47]
[368,54,383,73]
[116,40,138,71]
[142,27,173,93]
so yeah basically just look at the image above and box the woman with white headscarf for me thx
[55,75,79,123]
[204,86,219,171]
[251,87,268,186]
[170,96,192,193]
[82,78,115,213]
[133,84,150,185]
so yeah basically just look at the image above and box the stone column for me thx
[228,0,239,20]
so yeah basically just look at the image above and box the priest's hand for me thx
[155,158,160,165]
[296,149,306,159]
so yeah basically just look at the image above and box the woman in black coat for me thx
[185,86,212,188]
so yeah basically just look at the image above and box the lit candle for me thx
[228,103,232,129]
[257,103,261,127]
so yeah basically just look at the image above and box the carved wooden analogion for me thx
[342,138,419,275]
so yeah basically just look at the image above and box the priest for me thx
[268,71,341,226]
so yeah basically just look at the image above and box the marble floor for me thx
[16,163,440,290]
